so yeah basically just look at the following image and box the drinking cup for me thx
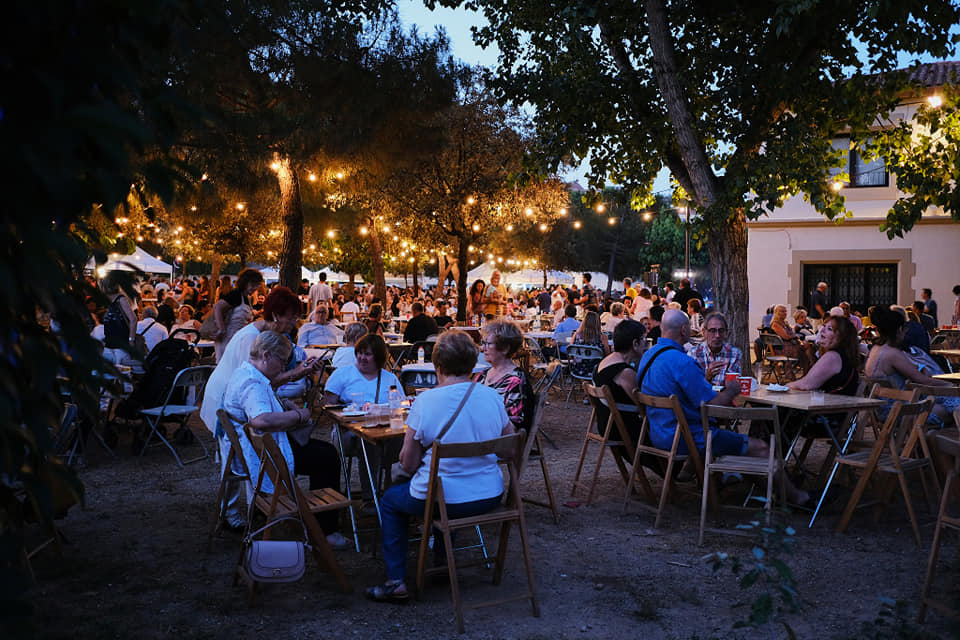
[738,376,752,396]
[724,372,739,385]
[811,390,825,404]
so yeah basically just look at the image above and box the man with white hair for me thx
[137,306,169,354]
[635,309,810,504]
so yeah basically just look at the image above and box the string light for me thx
[559,208,567,216]
[506,224,514,231]
[201,173,208,181]
[525,208,533,217]
[308,173,317,182]
[472,223,480,232]
[236,203,245,210]
[190,206,197,212]
[539,223,548,232]
[360,226,368,235]
[608,217,617,225]
[466,196,475,205]
[336,171,344,179]
[831,180,844,191]
[596,203,605,213]
[928,95,943,108]
[573,220,582,229]
[326,230,336,238]
[270,161,280,171]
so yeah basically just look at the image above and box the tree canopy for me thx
[433,0,960,367]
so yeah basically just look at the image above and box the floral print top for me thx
[476,365,526,428]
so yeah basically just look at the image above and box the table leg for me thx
[333,426,361,553]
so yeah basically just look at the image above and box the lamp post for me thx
[683,204,691,279]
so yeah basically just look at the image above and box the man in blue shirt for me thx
[636,309,809,503]
[552,304,581,356]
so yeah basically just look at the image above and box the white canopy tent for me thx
[86,246,173,278]
[467,261,576,288]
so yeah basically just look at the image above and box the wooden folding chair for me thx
[208,409,253,551]
[625,391,704,528]
[414,432,538,634]
[563,344,604,406]
[571,383,638,506]
[918,434,960,623]
[698,404,783,545]
[237,427,352,603]
[834,397,938,544]
[518,392,559,523]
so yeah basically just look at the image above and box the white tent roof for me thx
[257,266,321,284]
[467,261,575,288]
[86,246,173,277]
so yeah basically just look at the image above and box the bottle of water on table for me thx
[388,384,404,430]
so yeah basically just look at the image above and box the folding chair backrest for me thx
[583,383,631,443]
[523,337,547,363]
[869,384,919,403]
[165,365,214,407]
[217,409,252,479]
[632,390,703,470]
[907,383,960,400]
[700,403,781,456]
[758,333,785,353]
[566,345,604,380]
[518,392,548,478]
[881,397,935,453]
[427,433,521,507]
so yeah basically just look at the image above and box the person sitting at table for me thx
[552,304,581,357]
[364,303,385,336]
[170,303,201,340]
[638,309,809,504]
[331,322,368,369]
[593,319,647,451]
[366,331,513,603]
[476,320,527,429]
[687,298,704,335]
[434,300,454,329]
[787,315,860,396]
[601,301,626,333]
[200,287,323,530]
[793,308,814,340]
[222,330,349,549]
[402,302,438,344]
[691,312,742,386]
[896,304,931,353]
[323,334,402,502]
[769,304,811,371]
[297,304,344,347]
[864,305,958,427]
[572,310,611,360]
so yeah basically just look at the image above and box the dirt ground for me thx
[23,396,960,640]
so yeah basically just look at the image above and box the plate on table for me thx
[711,385,724,392]
[766,383,790,392]
[341,410,368,417]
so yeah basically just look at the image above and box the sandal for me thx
[365,581,410,604]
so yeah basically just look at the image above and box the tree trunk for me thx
[276,154,303,291]
[605,219,622,302]
[542,265,548,289]
[346,275,356,299]
[707,211,752,375]
[210,253,223,301]
[456,237,469,322]
[368,221,386,301]
[411,255,419,294]
[437,253,452,286]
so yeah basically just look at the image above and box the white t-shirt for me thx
[200,322,261,435]
[324,364,400,406]
[407,382,509,502]
[341,301,360,315]
[631,297,653,321]
[330,346,356,369]
[136,319,169,353]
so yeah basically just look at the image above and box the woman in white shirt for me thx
[222,330,347,547]
[365,331,512,603]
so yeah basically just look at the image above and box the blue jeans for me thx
[380,482,502,582]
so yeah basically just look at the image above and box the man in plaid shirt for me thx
[691,312,742,385]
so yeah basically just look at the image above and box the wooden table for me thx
[932,349,960,373]
[933,372,960,384]
[739,388,886,526]
[324,407,409,540]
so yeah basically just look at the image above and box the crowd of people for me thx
[79,264,960,603]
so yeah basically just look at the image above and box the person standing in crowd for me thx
[577,273,598,308]
[482,271,507,318]
[921,288,938,326]
[672,278,703,310]
[211,268,264,361]
[809,281,828,329]
[308,272,333,312]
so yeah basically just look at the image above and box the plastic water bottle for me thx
[533,313,541,330]
[417,346,425,364]
[388,385,404,430]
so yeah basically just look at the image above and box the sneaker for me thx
[326,532,352,550]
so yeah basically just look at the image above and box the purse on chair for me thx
[240,445,311,584]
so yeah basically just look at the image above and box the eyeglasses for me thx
[481,340,497,347]
[705,327,727,334]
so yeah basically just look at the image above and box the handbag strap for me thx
[636,344,683,389]
[242,437,310,547]
[138,320,156,337]
[375,370,382,404]
[435,380,478,443]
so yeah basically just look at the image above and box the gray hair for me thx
[703,311,728,330]
[432,331,478,376]
[343,322,368,345]
[249,330,292,362]
[142,306,158,319]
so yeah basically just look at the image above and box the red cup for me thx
[724,372,738,385]
[738,376,752,396]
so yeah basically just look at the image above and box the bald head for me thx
[660,309,690,340]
